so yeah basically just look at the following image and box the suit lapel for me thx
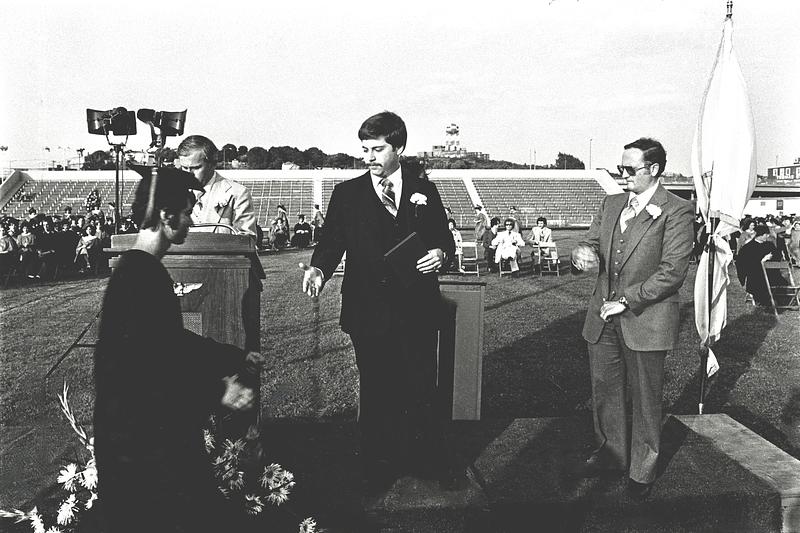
[397,168,419,228]
[619,184,669,269]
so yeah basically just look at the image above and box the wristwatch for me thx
[618,296,630,309]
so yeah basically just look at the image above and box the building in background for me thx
[418,124,490,160]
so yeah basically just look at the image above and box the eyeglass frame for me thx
[617,164,653,177]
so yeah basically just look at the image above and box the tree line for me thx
[80,146,585,171]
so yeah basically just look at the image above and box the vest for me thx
[607,216,634,300]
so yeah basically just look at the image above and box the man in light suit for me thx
[300,111,460,494]
[571,138,693,500]
[178,135,257,236]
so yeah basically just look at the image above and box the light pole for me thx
[589,138,593,169]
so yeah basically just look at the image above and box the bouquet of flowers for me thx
[1,383,319,533]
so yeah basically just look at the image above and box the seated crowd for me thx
[0,205,125,282]
[729,213,800,307]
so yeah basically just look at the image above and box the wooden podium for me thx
[108,232,264,352]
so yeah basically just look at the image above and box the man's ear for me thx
[649,162,660,177]
[396,145,405,156]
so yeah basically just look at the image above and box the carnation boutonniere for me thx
[644,204,662,220]
[410,192,427,217]
[215,197,233,213]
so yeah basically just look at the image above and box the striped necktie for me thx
[620,196,639,232]
[380,177,397,217]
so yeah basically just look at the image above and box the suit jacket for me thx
[580,184,694,351]
[191,171,257,235]
[311,163,455,336]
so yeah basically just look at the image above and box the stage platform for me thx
[2,415,799,532]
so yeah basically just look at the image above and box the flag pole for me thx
[699,0,732,414]
[699,215,718,414]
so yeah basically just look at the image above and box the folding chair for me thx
[537,242,560,277]
[763,261,800,312]
[461,242,480,276]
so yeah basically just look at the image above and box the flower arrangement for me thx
[1,383,319,533]
[409,193,428,206]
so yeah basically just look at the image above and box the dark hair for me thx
[177,135,218,163]
[624,137,667,178]
[298,214,305,219]
[754,224,770,237]
[358,111,407,150]
[474,205,482,210]
[130,167,202,230]
[447,218,456,226]
[537,216,547,225]
[504,218,515,227]
[490,217,501,226]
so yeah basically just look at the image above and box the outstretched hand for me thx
[299,262,324,297]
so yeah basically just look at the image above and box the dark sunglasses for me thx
[617,164,650,177]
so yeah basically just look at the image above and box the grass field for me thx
[2,228,799,467]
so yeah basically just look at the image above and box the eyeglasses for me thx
[617,165,650,177]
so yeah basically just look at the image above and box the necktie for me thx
[620,197,639,233]
[380,177,397,217]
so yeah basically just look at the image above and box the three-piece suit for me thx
[579,184,694,484]
[310,162,455,477]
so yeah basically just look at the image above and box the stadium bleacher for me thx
[2,170,609,229]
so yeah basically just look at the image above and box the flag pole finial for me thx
[726,1,733,18]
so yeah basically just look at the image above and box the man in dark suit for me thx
[300,111,457,494]
[571,138,694,500]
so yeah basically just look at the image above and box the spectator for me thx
[482,217,501,273]
[528,216,554,274]
[508,206,521,234]
[16,222,40,278]
[736,224,786,306]
[312,203,325,243]
[37,219,59,279]
[737,219,756,251]
[75,225,100,273]
[85,188,101,213]
[268,218,289,250]
[775,216,793,262]
[788,218,800,265]
[474,205,490,245]
[448,218,465,273]
[62,206,75,222]
[492,217,525,275]
[0,224,19,278]
[291,214,312,248]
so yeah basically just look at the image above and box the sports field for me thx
[1,228,799,512]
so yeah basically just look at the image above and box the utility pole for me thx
[589,138,593,169]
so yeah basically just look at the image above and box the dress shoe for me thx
[581,454,625,477]
[627,479,653,501]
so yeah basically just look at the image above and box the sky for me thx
[1,0,798,175]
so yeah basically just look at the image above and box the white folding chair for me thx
[537,242,560,276]
[763,261,800,312]
[461,242,480,276]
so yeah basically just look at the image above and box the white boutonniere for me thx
[645,204,662,219]
[215,197,232,213]
[410,192,427,217]
[410,193,428,206]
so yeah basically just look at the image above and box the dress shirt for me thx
[371,166,403,209]
[627,181,659,216]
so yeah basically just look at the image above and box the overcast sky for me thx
[2,0,798,174]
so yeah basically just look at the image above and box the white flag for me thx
[691,14,757,373]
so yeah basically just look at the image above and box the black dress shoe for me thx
[627,479,653,501]
[581,454,625,477]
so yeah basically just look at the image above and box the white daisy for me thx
[56,494,77,525]
[244,494,263,515]
[81,463,98,490]
[227,470,245,491]
[267,486,290,505]
[57,464,78,492]
[28,507,45,533]
[299,517,317,533]
[260,463,282,489]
